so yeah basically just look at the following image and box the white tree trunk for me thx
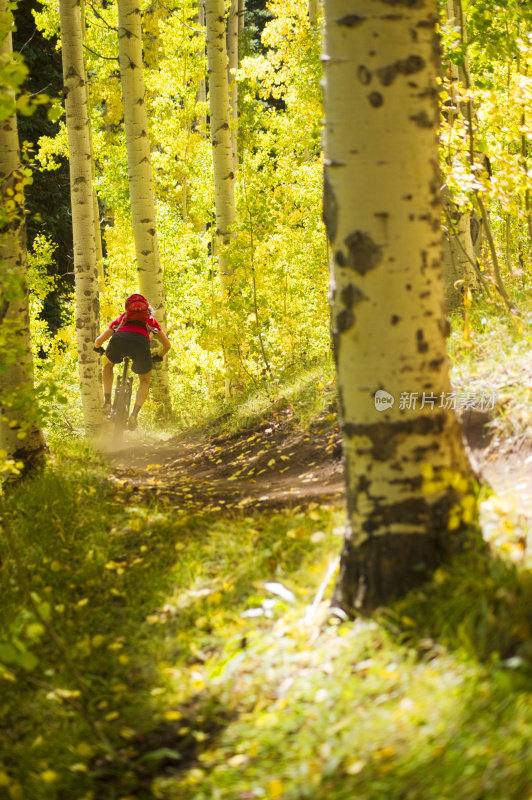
[227,0,239,169]
[442,186,481,312]
[206,0,236,291]
[442,0,480,310]
[197,0,207,137]
[80,0,104,282]
[206,0,238,390]
[0,0,46,470]
[238,0,245,34]
[59,0,103,434]
[117,0,171,414]
[322,0,474,611]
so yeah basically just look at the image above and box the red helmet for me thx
[125,293,148,309]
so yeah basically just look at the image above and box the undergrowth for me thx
[1,434,532,799]
[2,313,532,798]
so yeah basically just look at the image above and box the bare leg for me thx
[133,370,152,411]
[103,359,114,395]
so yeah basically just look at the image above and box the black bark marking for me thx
[429,357,445,371]
[412,441,439,459]
[335,250,346,267]
[439,318,451,338]
[332,491,466,613]
[380,0,425,7]
[343,231,382,275]
[338,14,365,26]
[410,111,434,128]
[368,91,384,107]
[358,475,371,493]
[416,329,429,353]
[341,284,368,309]
[377,55,425,86]
[323,171,338,242]
[337,308,355,333]
[390,315,401,325]
[343,413,447,461]
[358,65,372,85]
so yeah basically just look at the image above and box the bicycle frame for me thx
[111,357,134,434]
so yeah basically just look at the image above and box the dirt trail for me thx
[107,410,532,532]
[108,409,344,512]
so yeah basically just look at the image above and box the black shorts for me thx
[105,331,152,375]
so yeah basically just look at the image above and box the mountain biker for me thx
[94,293,171,430]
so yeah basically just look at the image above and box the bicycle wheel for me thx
[112,358,132,434]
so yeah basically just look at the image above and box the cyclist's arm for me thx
[152,328,171,356]
[94,327,114,348]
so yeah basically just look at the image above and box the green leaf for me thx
[0,643,18,664]
[137,748,182,764]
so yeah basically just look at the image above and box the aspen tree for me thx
[0,0,46,471]
[205,0,238,390]
[197,0,207,133]
[227,0,239,168]
[322,0,476,611]
[59,0,102,434]
[441,0,480,311]
[80,0,104,283]
[117,0,171,414]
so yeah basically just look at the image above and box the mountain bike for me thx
[95,348,134,437]
[110,356,134,435]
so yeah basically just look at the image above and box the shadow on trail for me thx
[104,407,344,512]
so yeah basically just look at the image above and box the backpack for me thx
[123,294,150,328]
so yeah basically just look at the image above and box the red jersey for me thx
[110,313,161,340]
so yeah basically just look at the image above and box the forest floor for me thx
[106,404,532,535]
[4,335,532,800]
[107,405,344,513]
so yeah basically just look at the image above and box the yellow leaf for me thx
[267,778,285,799]
[345,759,365,775]
[267,458,276,467]
[40,770,58,783]
[374,746,395,760]
[8,783,23,800]
[91,635,105,648]
[164,710,182,721]
[0,772,10,787]
[227,754,249,767]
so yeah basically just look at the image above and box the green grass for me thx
[2,434,532,800]
[3,327,532,799]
